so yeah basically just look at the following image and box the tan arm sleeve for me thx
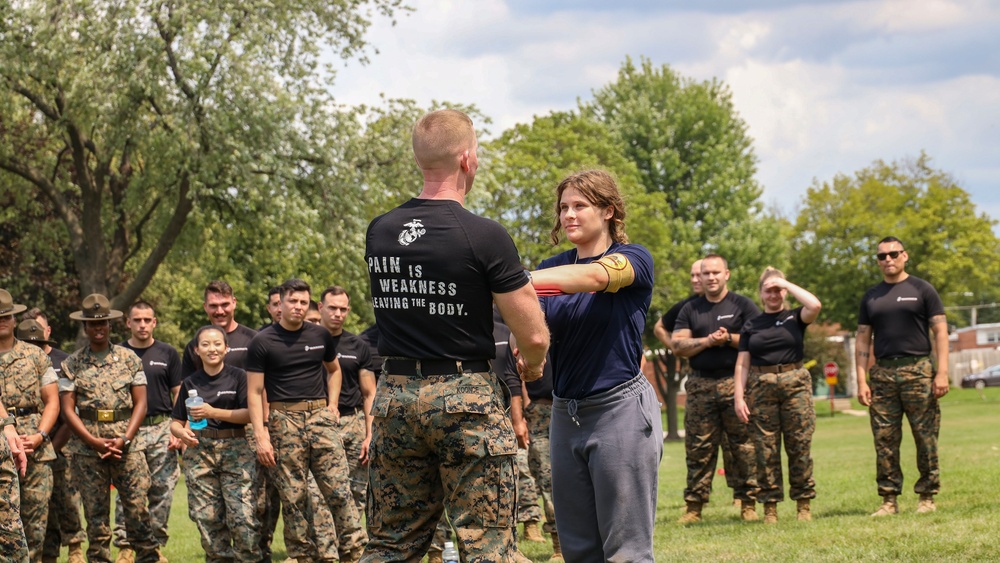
[595,253,635,293]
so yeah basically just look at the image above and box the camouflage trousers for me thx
[0,435,29,562]
[19,454,52,563]
[247,425,281,561]
[73,452,159,563]
[516,448,541,524]
[683,376,758,503]
[428,511,454,553]
[745,367,816,503]
[183,435,261,562]
[305,470,338,559]
[869,358,941,497]
[362,371,518,563]
[42,451,86,558]
[524,400,556,532]
[114,419,178,548]
[335,407,370,543]
[269,406,362,562]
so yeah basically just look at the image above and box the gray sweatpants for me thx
[551,373,663,563]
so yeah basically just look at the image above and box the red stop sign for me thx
[824,362,839,378]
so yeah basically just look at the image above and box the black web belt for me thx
[384,358,491,377]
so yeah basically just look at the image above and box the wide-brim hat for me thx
[17,319,56,346]
[0,289,28,317]
[69,293,124,321]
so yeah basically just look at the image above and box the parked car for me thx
[961,364,1000,390]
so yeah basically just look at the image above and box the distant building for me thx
[950,322,1000,352]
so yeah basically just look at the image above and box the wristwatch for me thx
[39,429,51,442]
[119,435,132,450]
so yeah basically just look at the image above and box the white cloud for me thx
[331,0,1000,222]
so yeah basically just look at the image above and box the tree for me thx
[0,0,405,311]
[582,56,763,254]
[789,153,1000,328]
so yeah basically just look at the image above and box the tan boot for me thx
[916,494,936,514]
[426,549,443,563]
[550,531,564,561]
[156,550,169,563]
[733,498,742,509]
[741,500,759,522]
[512,548,533,563]
[797,499,812,521]
[763,502,778,524]
[67,544,86,563]
[677,501,703,524]
[524,520,546,543]
[115,548,135,563]
[871,495,899,517]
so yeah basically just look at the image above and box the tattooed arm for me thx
[672,328,725,358]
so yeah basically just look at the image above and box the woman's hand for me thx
[734,397,751,424]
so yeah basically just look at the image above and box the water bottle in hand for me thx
[442,541,459,563]
[186,389,208,430]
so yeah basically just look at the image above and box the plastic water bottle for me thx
[442,541,459,563]
[186,389,207,430]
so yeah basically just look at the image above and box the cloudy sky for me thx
[331,0,1000,222]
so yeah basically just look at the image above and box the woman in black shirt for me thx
[170,326,259,561]
[734,267,822,524]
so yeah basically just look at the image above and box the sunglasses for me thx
[876,250,904,261]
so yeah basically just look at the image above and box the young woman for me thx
[734,267,822,523]
[527,170,661,563]
[170,326,260,562]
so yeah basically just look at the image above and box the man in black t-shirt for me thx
[856,236,949,517]
[673,254,761,523]
[362,109,549,562]
[182,281,259,375]
[655,259,740,505]
[319,285,376,548]
[259,286,282,331]
[112,301,183,556]
[247,279,363,563]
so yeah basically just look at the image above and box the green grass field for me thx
[54,387,1000,562]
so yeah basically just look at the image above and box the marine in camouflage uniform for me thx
[515,447,542,527]
[2,334,59,562]
[856,238,949,515]
[59,295,159,563]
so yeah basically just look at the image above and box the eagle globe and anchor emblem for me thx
[398,219,426,246]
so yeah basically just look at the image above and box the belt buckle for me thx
[97,409,114,422]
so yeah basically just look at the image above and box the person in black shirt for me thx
[855,236,949,516]
[170,325,259,562]
[247,279,363,563]
[673,254,761,523]
[734,267,822,523]
[182,281,259,375]
[362,109,549,563]
[259,286,282,331]
[318,286,376,549]
[113,301,183,557]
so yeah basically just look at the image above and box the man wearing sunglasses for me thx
[855,236,949,517]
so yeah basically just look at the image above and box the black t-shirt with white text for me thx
[48,347,69,377]
[365,198,530,361]
[335,330,374,409]
[171,364,248,431]
[246,322,337,403]
[182,324,258,376]
[675,292,761,375]
[121,340,183,415]
[739,307,809,365]
[858,275,945,359]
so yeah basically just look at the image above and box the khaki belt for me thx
[751,361,804,374]
[269,399,326,412]
[876,355,928,368]
[384,358,491,376]
[195,427,246,439]
[78,408,131,422]
[143,414,170,426]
